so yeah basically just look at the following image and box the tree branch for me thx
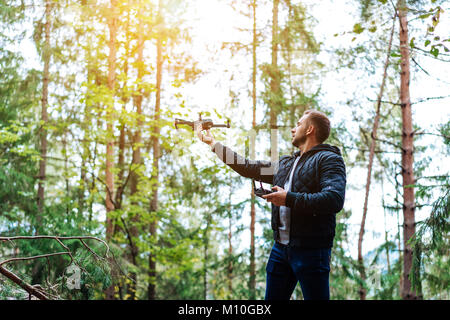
[0,251,72,266]
[0,235,112,299]
[0,265,49,300]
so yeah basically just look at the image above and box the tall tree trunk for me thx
[105,0,118,300]
[357,16,396,300]
[395,177,403,295]
[105,0,117,240]
[63,131,70,215]
[203,211,212,300]
[114,4,132,298]
[249,0,257,300]
[36,0,51,234]
[88,73,103,226]
[115,2,131,212]
[79,152,86,217]
[148,0,163,300]
[203,230,208,300]
[398,0,418,300]
[116,118,126,209]
[227,208,233,297]
[285,1,299,154]
[227,172,233,298]
[32,0,51,285]
[79,68,91,220]
[381,176,391,273]
[128,14,145,300]
[269,0,280,157]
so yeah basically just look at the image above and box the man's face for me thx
[291,115,311,148]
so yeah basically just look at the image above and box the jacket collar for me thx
[292,143,342,158]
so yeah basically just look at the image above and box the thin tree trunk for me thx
[105,0,118,300]
[381,176,391,273]
[115,5,132,298]
[249,0,257,300]
[203,232,208,300]
[105,0,117,240]
[357,16,396,300]
[116,123,126,209]
[79,153,86,216]
[202,211,212,300]
[227,208,233,297]
[88,73,103,226]
[227,172,233,297]
[32,0,52,286]
[398,0,418,300]
[63,131,70,215]
[37,0,51,233]
[395,176,403,296]
[115,4,130,210]
[270,0,280,155]
[148,0,163,300]
[79,69,91,219]
[128,13,145,300]
[88,140,98,226]
[285,1,301,155]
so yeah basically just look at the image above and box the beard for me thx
[292,131,307,148]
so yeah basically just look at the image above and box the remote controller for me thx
[252,180,274,198]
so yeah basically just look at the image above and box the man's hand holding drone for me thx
[196,122,216,147]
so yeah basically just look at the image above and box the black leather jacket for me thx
[212,142,346,248]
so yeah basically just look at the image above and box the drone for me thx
[174,113,230,131]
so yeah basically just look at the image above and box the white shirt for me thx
[278,156,301,245]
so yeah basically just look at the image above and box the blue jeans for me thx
[265,242,331,300]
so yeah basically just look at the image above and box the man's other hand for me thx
[262,186,287,206]
[195,122,216,146]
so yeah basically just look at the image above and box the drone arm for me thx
[211,119,230,128]
[174,119,195,129]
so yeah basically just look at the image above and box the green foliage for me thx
[353,23,364,34]
[330,209,360,299]
[60,246,112,300]
[410,186,450,297]
[408,119,450,298]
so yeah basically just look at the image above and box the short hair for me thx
[304,109,330,143]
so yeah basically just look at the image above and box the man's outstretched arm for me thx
[196,124,276,184]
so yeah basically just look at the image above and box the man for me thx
[196,109,346,300]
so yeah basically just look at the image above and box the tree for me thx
[36,0,51,233]
[104,0,119,300]
[249,0,258,299]
[398,0,417,300]
[147,0,163,300]
[410,121,449,298]
[358,13,396,300]
[126,2,144,300]
[269,0,280,157]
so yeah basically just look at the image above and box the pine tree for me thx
[36,0,51,234]
[358,14,396,300]
[398,0,417,300]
